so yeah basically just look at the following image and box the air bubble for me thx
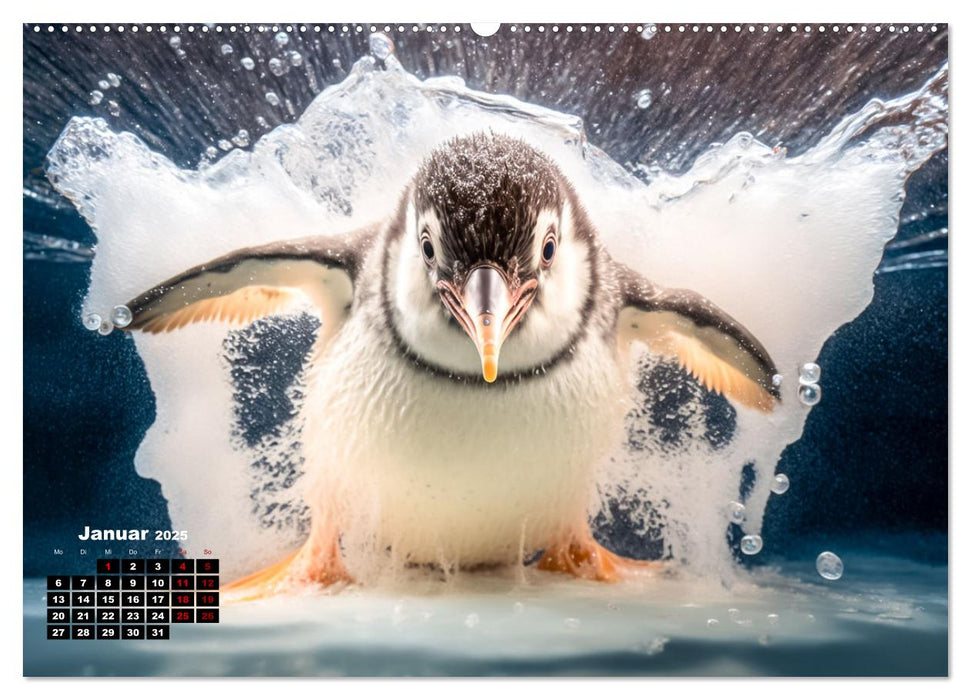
[265,91,281,106]
[232,129,250,147]
[799,362,821,384]
[816,551,844,580]
[289,51,303,67]
[640,24,657,40]
[770,473,790,495]
[369,32,394,60]
[268,57,286,76]
[98,79,111,91]
[168,35,181,49]
[512,602,524,614]
[740,534,763,555]
[98,320,114,336]
[767,613,780,625]
[89,90,104,105]
[798,383,821,406]
[464,613,479,629]
[218,139,233,151]
[107,100,120,117]
[274,30,289,46]
[107,73,121,87]
[706,618,719,628]
[564,617,581,629]
[83,313,102,331]
[634,88,653,109]
[772,373,783,387]
[220,44,233,55]
[728,501,746,524]
[110,305,132,328]
[204,146,218,159]
[240,57,255,70]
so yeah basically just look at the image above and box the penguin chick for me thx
[119,132,780,596]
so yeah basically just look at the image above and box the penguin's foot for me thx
[536,536,663,583]
[222,540,353,601]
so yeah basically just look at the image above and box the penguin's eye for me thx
[541,230,557,268]
[420,231,435,265]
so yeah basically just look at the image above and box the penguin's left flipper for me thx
[121,224,379,336]
[615,266,781,413]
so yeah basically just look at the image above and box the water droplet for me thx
[241,57,255,70]
[816,551,844,580]
[740,534,763,555]
[168,35,181,49]
[274,30,290,47]
[265,91,281,107]
[289,51,303,67]
[110,305,132,328]
[97,320,113,336]
[464,613,479,629]
[799,362,821,384]
[88,90,103,105]
[220,43,233,55]
[107,100,120,117]
[640,24,657,40]
[706,618,719,628]
[107,73,121,87]
[798,383,822,406]
[82,313,102,331]
[98,79,110,91]
[727,608,740,619]
[256,116,269,129]
[770,473,790,494]
[564,617,581,630]
[204,146,218,159]
[217,139,233,151]
[232,129,250,148]
[767,613,780,625]
[772,373,783,387]
[728,501,746,524]
[369,32,394,60]
[268,57,286,76]
[634,88,653,109]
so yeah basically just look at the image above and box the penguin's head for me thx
[388,132,596,383]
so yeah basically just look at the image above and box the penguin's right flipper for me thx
[123,224,379,335]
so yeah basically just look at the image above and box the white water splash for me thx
[46,51,947,582]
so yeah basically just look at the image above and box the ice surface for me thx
[45,47,948,582]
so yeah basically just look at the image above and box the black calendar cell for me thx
[123,609,144,624]
[47,592,69,607]
[96,559,120,574]
[47,575,70,590]
[97,625,120,640]
[147,575,169,589]
[97,591,119,607]
[147,559,170,574]
[47,609,69,624]
[171,559,195,573]
[71,591,95,607]
[122,625,145,640]
[122,575,145,590]
[96,575,117,590]
[197,559,219,573]
[197,575,219,590]
[172,575,194,590]
[147,625,170,640]
[72,608,95,624]
[172,592,194,607]
[122,592,144,607]
[71,575,94,590]
[172,609,194,623]
[47,625,70,640]
[197,608,219,623]
[147,592,169,607]
[72,625,94,640]
[122,559,146,574]
[147,608,169,624]
[196,592,219,607]
[97,608,119,624]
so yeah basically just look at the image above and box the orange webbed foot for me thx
[222,540,353,601]
[536,536,664,583]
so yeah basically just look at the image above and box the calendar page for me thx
[22,20,948,678]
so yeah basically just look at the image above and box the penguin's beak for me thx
[437,266,538,383]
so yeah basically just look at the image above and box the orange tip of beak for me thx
[481,348,498,383]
